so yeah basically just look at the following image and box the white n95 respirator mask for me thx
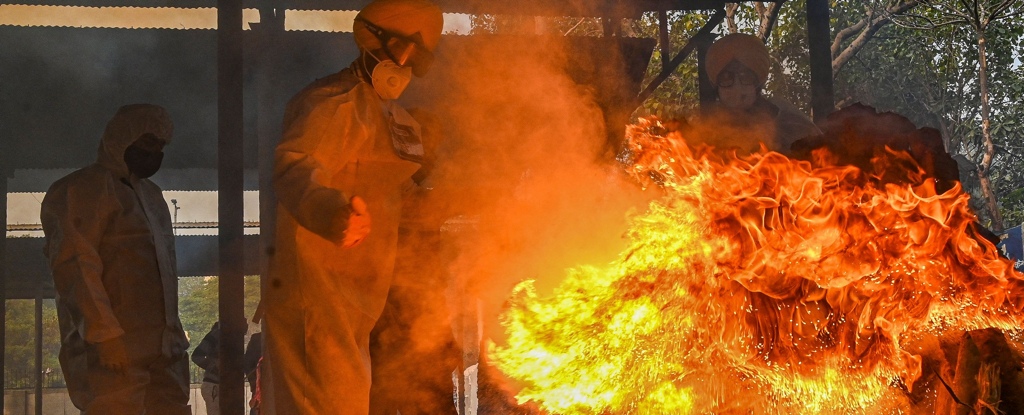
[370,58,413,100]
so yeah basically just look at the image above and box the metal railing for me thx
[4,369,65,389]
[4,362,209,390]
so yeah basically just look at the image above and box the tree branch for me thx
[832,20,869,57]
[891,10,966,30]
[756,1,784,41]
[563,17,586,36]
[832,0,924,75]
[988,0,1019,24]
[725,3,740,34]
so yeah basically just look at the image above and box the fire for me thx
[490,117,1024,414]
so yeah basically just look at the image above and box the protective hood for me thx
[96,104,173,177]
[353,0,444,52]
[706,33,771,87]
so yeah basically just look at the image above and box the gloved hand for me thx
[341,196,371,248]
[95,336,129,372]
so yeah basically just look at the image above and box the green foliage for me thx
[762,0,812,113]
[624,0,1024,229]
[179,275,263,356]
[464,3,1024,226]
[834,1,1024,228]
[4,299,62,388]
[2,276,262,388]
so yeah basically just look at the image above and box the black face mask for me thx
[123,146,164,179]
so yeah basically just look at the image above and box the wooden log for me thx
[949,331,982,415]
[934,328,1024,415]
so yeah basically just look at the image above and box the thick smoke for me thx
[425,34,650,341]
[1,25,236,171]
[381,33,655,410]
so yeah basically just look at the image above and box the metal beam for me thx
[34,295,43,415]
[7,0,756,15]
[806,0,834,122]
[697,35,716,107]
[658,9,669,73]
[1,129,9,412]
[253,9,284,409]
[637,8,725,105]
[218,0,246,413]
[254,3,284,331]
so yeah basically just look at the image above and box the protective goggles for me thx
[357,17,435,77]
[716,70,758,87]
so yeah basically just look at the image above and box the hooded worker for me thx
[40,104,190,415]
[265,0,444,413]
[688,33,820,155]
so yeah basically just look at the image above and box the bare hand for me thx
[342,196,371,248]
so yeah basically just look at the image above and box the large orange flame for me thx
[490,117,1024,414]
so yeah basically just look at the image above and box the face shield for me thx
[357,17,435,77]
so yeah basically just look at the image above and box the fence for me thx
[4,369,65,389]
[3,384,236,415]
[5,361,208,389]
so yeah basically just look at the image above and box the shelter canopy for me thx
[8,0,742,15]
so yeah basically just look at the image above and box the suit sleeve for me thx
[274,91,367,241]
[40,178,125,344]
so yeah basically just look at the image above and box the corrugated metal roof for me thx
[7,0,734,15]
[6,0,221,7]
[0,5,228,30]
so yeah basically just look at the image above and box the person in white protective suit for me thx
[684,33,820,156]
[265,0,444,414]
[40,104,190,415]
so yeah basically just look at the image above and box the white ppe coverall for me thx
[40,104,190,415]
[267,68,423,415]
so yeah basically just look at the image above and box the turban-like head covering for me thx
[354,0,444,52]
[705,33,771,87]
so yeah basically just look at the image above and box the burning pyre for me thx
[490,116,1024,414]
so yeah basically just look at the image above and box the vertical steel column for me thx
[0,143,8,409]
[0,144,8,412]
[218,0,246,414]
[254,9,283,408]
[636,9,724,105]
[658,10,670,73]
[34,295,42,415]
[806,0,834,122]
[256,5,283,314]
[697,32,717,108]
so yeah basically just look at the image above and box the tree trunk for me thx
[830,1,922,76]
[975,31,1004,231]
[754,1,783,41]
[725,3,740,34]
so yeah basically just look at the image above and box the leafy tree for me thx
[471,2,1024,230]
[179,275,262,356]
[830,0,924,75]
[4,299,62,388]
[891,0,1024,230]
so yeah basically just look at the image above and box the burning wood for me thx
[488,108,1024,414]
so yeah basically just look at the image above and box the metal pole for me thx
[806,0,834,122]
[218,0,246,413]
[34,295,42,415]
[658,10,669,74]
[253,5,284,410]
[0,142,8,412]
[697,33,717,108]
[637,9,725,105]
[255,8,283,294]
